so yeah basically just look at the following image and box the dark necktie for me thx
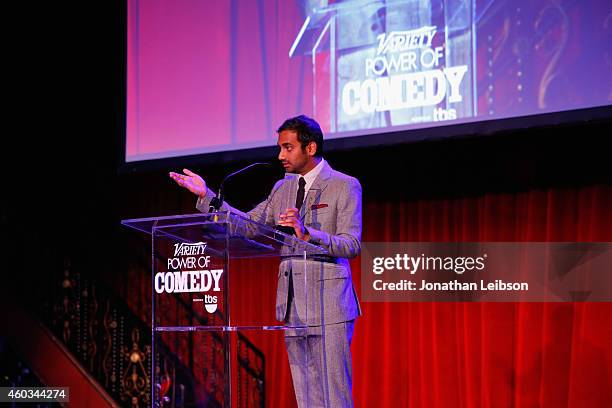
[295,177,306,211]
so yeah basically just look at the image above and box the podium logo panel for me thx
[154,241,225,313]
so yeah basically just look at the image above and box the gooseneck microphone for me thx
[208,162,272,212]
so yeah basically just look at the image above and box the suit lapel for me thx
[284,173,298,215]
[300,161,332,219]
[301,188,320,219]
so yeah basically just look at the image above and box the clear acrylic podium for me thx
[122,211,328,407]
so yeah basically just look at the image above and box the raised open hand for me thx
[169,168,207,198]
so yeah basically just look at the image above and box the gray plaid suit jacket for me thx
[196,160,362,326]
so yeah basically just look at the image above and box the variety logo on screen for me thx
[154,242,223,313]
[341,25,468,120]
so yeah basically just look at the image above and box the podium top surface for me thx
[121,211,329,258]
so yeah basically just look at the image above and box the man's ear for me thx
[307,141,317,156]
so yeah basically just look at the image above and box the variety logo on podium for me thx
[154,242,224,313]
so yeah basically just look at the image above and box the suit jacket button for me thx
[284,271,289,276]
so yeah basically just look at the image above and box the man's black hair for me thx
[277,115,324,157]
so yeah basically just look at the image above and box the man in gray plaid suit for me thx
[170,115,362,407]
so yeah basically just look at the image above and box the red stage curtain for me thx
[120,183,611,406]
[230,184,612,407]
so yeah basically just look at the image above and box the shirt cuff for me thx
[195,189,214,212]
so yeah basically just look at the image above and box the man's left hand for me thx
[279,207,310,241]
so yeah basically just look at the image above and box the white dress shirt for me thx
[298,158,325,199]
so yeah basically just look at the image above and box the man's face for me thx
[277,130,313,175]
